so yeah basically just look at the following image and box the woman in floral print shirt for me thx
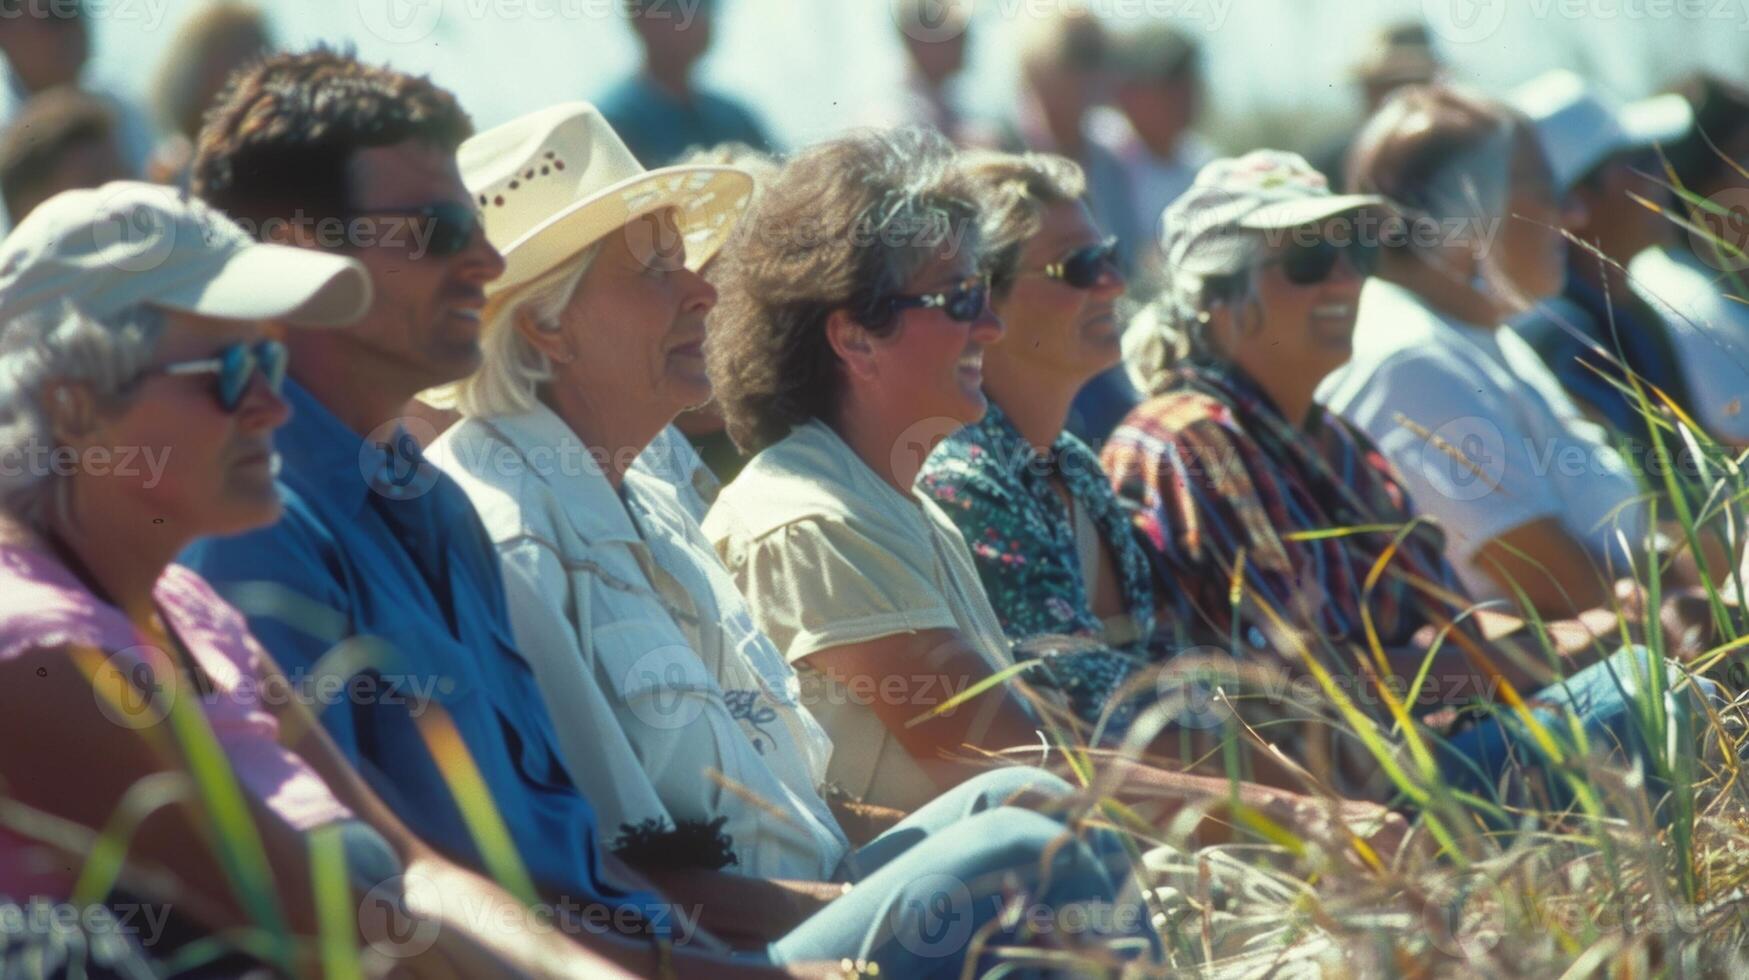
[918,151,1178,728]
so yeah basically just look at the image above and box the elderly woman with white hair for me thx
[0,183,636,978]
[425,104,1163,975]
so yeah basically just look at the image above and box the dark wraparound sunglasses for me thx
[1033,236,1121,289]
[883,276,990,323]
[1261,238,1379,286]
[150,340,288,412]
[349,201,483,258]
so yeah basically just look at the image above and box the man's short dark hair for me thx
[191,46,473,233]
[0,85,112,216]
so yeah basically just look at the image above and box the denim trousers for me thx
[1431,646,1715,818]
[763,767,1162,977]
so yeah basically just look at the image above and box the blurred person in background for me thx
[1317,85,1717,619]
[1004,4,1141,446]
[1629,73,1749,449]
[599,0,771,168]
[1509,70,1722,455]
[0,86,126,224]
[916,150,1172,730]
[1004,4,1137,276]
[0,0,147,191]
[146,1,272,185]
[871,0,980,144]
[1310,21,1443,188]
[1088,22,1213,290]
[0,181,632,979]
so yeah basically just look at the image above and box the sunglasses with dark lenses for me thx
[1264,239,1379,286]
[884,277,990,323]
[349,201,483,259]
[154,340,288,412]
[1037,236,1121,289]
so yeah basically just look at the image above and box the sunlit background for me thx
[91,0,1749,156]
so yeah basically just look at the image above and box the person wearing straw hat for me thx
[425,100,853,885]
[0,182,640,977]
[424,101,1170,976]
[1310,21,1444,188]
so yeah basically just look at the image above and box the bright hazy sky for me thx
[89,0,1748,149]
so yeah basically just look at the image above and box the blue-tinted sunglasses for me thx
[152,340,288,412]
[883,276,990,323]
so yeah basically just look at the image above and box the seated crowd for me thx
[1,24,1747,980]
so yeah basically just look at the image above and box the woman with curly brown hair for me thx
[703,128,1034,812]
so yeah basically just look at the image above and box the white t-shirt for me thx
[1318,278,1649,602]
[428,407,848,882]
[1629,245,1749,446]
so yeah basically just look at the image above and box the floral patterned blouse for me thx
[917,400,1174,726]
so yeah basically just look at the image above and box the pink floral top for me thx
[0,542,353,899]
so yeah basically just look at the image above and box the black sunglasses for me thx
[1262,239,1378,286]
[152,340,288,412]
[349,201,483,259]
[1034,236,1121,289]
[884,276,990,323]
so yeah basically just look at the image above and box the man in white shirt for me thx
[1629,73,1749,449]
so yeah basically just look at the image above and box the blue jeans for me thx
[765,767,1161,977]
[1432,646,1714,818]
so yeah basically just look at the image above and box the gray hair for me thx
[430,245,600,419]
[0,300,166,529]
[1125,257,1260,397]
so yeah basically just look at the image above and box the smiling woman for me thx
[915,150,1171,731]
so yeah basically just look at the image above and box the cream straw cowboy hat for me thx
[459,101,755,294]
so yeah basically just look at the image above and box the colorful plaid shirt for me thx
[918,401,1173,726]
[1101,362,1462,650]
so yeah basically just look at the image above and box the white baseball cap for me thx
[0,181,373,328]
[1510,69,1694,193]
